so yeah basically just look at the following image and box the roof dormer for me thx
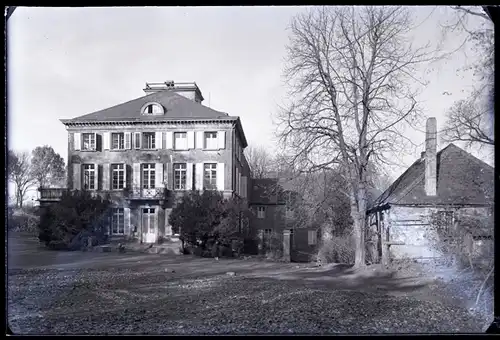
[141,102,165,115]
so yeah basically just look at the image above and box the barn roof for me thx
[371,144,494,209]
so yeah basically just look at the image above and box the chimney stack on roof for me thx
[424,117,437,196]
[143,81,204,104]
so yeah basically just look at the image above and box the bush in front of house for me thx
[7,206,40,234]
[169,190,254,258]
[38,190,112,250]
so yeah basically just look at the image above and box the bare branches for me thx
[244,146,275,179]
[441,99,494,148]
[276,6,441,268]
[450,6,490,21]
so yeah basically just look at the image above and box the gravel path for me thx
[7,266,485,334]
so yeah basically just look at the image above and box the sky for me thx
[7,6,493,201]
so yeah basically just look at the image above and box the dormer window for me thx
[141,102,164,115]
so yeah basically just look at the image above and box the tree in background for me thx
[440,6,494,149]
[276,6,442,268]
[244,145,276,179]
[31,146,66,188]
[31,145,66,187]
[8,150,35,208]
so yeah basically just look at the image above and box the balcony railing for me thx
[38,187,168,202]
[38,187,68,201]
[126,186,168,200]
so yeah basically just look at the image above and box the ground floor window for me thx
[111,208,125,235]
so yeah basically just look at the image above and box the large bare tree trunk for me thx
[276,6,444,269]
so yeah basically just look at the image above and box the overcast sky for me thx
[7,6,492,200]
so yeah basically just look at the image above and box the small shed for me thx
[367,118,494,266]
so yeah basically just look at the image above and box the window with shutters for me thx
[308,230,318,245]
[111,164,125,190]
[203,163,217,190]
[257,206,266,219]
[82,133,96,151]
[174,163,187,190]
[111,133,125,150]
[111,208,125,235]
[204,132,218,150]
[142,164,155,189]
[82,164,95,190]
[174,132,187,150]
[142,132,156,149]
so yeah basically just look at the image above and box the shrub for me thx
[38,190,112,250]
[316,231,377,265]
[8,207,40,234]
[169,190,255,258]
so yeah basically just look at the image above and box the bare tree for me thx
[276,6,443,268]
[439,6,494,149]
[244,145,275,179]
[442,98,494,148]
[8,150,36,208]
[31,145,66,188]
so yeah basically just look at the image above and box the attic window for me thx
[141,102,164,115]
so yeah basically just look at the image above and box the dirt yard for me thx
[7,232,488,334]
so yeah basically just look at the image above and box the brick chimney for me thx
[425,117,437,196]
[143,81,204,103]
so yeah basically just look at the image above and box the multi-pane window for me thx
[308,230,318,245]
[203,163,217,190]
[174,163,187,190]
[111,133,125,150]
[82,133,96,151]
[111,164,125,190]
[174,132,187,150]
[143,132,156,149]
[83,164,95,190]
[204,132,218,149]
[143,103,162,115]
[142,164,155,189]
[111,208,125,235]
[257,206,266,219]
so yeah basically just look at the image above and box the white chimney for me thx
[143,81,204,103]
[425,117,437,196]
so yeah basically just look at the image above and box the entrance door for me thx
[142,208,156,243]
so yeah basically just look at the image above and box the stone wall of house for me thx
[66,122,238,194]
[63,121,251,244]
[386,205,493,262]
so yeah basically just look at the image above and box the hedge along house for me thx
[367,117,494,266]
[40,81,251,247]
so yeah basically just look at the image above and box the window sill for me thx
[110,149,128,152]
[203,148,219,151]
[79,149,97,152]
[141,148,159,151]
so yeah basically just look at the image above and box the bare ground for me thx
[6,232,488,334]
